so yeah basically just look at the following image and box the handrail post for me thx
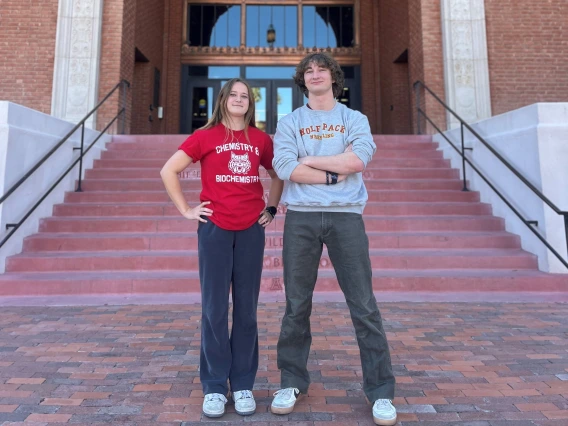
[120,80,127,135]
[460,122,469,192]
[564,214,568,259]
[416,83,421,135]
[75,123,85,192]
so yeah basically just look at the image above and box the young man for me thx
[270,52,397,426]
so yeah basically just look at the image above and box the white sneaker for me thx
[270,387,301,415]
[232,390,256,415]
[372,399,397,425]
[202,393,227,418]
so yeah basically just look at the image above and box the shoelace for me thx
[235,390,253,400]
[205,394,227,403]
[273,387,300,400]
[374,399,392,407]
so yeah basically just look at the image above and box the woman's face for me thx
[226,82,250,118]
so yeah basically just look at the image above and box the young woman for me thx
[160,78,283,418]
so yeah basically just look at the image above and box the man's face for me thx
[304,62,334,97]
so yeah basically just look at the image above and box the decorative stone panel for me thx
[51,0,104,128]
[441,0,491,129]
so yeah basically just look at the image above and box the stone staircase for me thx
[0,134,566,296]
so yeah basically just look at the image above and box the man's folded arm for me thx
[273,120,329,184]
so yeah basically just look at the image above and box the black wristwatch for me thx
[326,171,338,185]
[330,172,338,185]
[265,206,277,218]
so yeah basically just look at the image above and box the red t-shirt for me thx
[178,123,274,231]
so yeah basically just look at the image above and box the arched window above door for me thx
[182,0,358,56]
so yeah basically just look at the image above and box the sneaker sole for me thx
[373,414,397,426]
[271,404,295,415]
[270,394,302,415]
[235,408,256,416]
[203,410,225,418]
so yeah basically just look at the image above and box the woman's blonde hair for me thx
[200,78,256,142]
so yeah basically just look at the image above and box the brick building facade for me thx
[1,0,566,135]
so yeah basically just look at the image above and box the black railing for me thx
[414,80,568,270]
[0,79,130,249]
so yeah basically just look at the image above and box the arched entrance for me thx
[178,1,361,134]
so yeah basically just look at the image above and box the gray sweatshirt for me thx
[272,102,376,214]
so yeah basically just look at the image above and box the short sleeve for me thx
[178,132,202,162]
[260,133,274,170]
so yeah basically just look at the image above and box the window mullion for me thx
[340,6,343,47]
[298,5,303,48]
[327,7,329,47]
[284,6,286,47]
[213,5,217,46]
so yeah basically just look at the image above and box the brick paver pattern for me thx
[0,302,567,425]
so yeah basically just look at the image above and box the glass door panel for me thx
[249,83,268,132]
[272,80,300,134]
[190,86,214,132]
[276,87,293,123]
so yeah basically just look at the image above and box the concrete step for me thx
[0,269,566,296]
[78,178,466,191]
[6,248,538,273]
[64,189,481,203]
[38,215,506,233]
[94,157,452,169]
[110,134,434,144]
[100,149,445,160]
[52,202,492,217]
[22,231,521,252]
[107,140,440,151]
[85,167,460,180]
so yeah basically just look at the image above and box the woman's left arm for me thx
[258,168,284,227]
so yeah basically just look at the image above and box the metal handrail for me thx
[414,80,568,270]
[0,79,130,249]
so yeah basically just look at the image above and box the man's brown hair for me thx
[293,52,345,98]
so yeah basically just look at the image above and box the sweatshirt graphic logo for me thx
[299,123,346,140]
[228,151,251,174]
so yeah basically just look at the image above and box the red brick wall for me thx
[485,0,568,115]
[132,63,152,134]
[359,0,380,133]
[408,0,445,134]
[97,0,136,134]
[378,0,411,134]
[0,0,58,114]
[164,0,183,134]
[408,0,424,134]
[131,0,165,134]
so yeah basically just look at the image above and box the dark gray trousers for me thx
[276,211,395,402]
[198,220,265,395]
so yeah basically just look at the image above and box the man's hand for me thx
[182,201,213,223]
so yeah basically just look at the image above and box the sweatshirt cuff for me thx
[351,148,371,169]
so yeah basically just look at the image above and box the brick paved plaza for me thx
[0,295,568,425]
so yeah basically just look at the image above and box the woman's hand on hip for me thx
[258,209,274,228]
[182,201,213,223]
